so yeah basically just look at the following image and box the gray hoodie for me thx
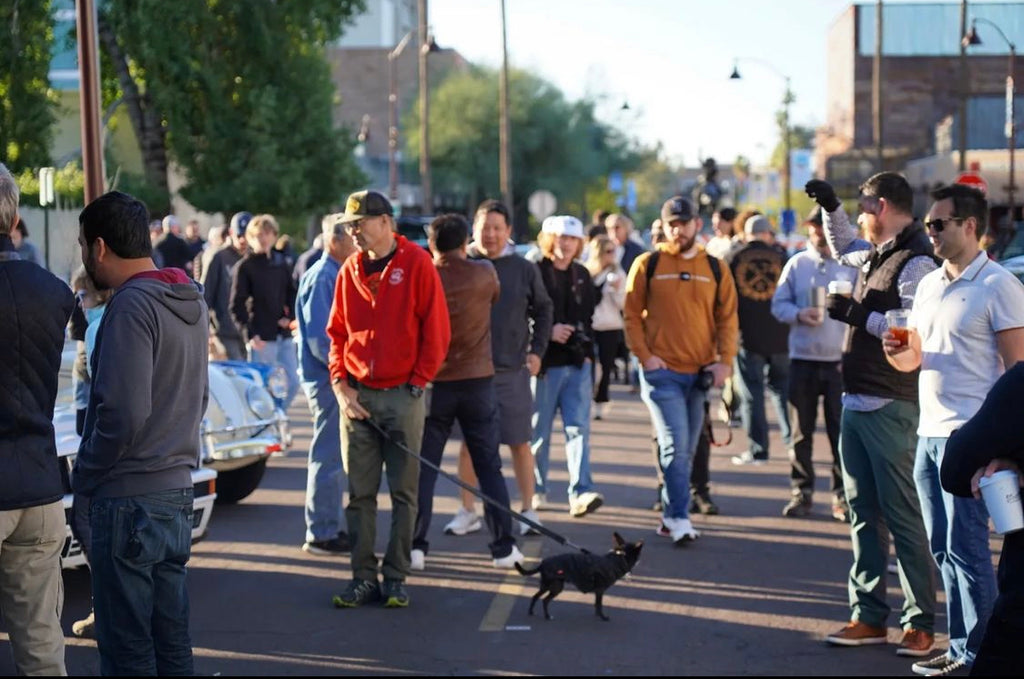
[771,247,854,362]
[467,241,553,372]
[74,273,210,498]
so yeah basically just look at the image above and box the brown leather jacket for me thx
[434,254,500,382]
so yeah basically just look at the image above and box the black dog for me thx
[514,532,643,621]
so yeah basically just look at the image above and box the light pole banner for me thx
[790,149,814,191]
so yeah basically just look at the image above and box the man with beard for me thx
[74,191,209,675]
[624,195,738,545]
[883,183,1024,675]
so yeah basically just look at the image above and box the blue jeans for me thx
[89,488,194,676]
[735,348,791,458]
[302,379,346,543]
[914,436,997,665]
[640,368,706,520]
[249,336,300,411]
[532,362,595,499]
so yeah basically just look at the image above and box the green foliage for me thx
[102,0,366,215]
[404,66,641,221]
[16,161,85,208]
[1,0,58,171]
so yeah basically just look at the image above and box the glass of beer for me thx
[828,279,853,297]
[886,309,911,347]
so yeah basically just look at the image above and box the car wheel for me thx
[215,457,269,504]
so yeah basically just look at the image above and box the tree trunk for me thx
[97,12,169,213]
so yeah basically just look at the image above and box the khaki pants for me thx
[0,500,67,676]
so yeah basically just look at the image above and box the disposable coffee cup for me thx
[828,279,853,297]
[979,470,1024,535]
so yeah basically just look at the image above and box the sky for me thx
[429,0,1013,169]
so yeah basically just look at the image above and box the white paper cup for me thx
[979,470,1024,535]
[828,279,853,297]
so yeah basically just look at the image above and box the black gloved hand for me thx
[805,179,841,212]
[826,293,869,328]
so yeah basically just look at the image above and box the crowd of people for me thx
[2,157,1024,675]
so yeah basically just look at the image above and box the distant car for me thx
[54,405,218,569]
[396,214,432,250]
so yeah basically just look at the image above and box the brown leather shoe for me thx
[825,620,888,646]
[896,628,934,657]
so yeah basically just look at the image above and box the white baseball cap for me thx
[541,215,584,239]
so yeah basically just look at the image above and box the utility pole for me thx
[958,0,969,172]
[418,0,432,213]
[873,0,884,172]
[499,0,514,232]
[76,0,105,202]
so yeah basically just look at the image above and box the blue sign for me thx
[626,179,637,212]
[780,209,797,235]
[607,171,623,194]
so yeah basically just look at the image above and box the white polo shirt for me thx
[910,251,1024,437]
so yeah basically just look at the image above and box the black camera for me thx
[564,324,592,365]
[696,365,715,391]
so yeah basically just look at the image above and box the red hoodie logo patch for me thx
[388,268,405,285]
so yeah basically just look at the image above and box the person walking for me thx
[296,215,357,556]
[0,162,74,676]
[586,233,627,420]
[727,214,792,466]
[201,211,249,360]
[74,190,209,675]
[326,190,449,609]
[411,214,523,571]
[445,200,553,537]
[771,207,855,521]
[807,173,939,657]
[624,195,738,544]
[883,183,1024,675]
[605,212,645,278]
[530,215,603,518]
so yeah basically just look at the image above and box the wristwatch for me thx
[407,384,424,398]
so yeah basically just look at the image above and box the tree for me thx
[404,66,640,229]
[99,0,366,215]
[1,0,58,171]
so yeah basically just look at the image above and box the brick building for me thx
[817,2,1023,201]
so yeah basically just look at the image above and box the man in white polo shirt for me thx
[884,183,1024,676]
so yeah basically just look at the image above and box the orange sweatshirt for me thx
[623,243,739,373]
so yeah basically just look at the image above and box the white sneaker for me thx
[661,517,700,545]
[518,509,543,536]
[492,544,525,569]
[410,548,425,571]
[443,507,482,536]
[569,491,604,517]
[530,493,547,511]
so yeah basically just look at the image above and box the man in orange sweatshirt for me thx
[624,195,738,545]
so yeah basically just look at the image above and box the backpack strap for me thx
[644,249,721,309]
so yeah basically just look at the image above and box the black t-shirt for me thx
[363,248,396,276]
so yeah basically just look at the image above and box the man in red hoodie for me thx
[326,190,450,609]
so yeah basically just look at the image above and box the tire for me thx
[215,457,268,504]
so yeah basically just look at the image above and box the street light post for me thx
[388,30,415,201]
[499,0,514,224]
[964,18,1017,230]
[418,0,431,213]
[730,59,793,213]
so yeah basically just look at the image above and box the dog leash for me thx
[363,417,591,554]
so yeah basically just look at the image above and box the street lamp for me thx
[963,17,1017,230]
[730,58,794,214]
[388,29,439,203]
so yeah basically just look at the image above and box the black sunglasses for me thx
[924,217,965,233]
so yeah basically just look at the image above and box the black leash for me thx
[362,417,591,554]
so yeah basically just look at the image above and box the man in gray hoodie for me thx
[74,191,209,676]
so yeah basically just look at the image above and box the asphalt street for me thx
[3,382,997,676]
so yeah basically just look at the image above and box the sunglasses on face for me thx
[858,196,881,216]
[924,217,965,233]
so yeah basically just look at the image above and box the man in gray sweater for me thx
[74,191,209,675]
[771,208,855,521]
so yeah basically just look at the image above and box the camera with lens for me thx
[564,323,592,365]
[696,364,715,391]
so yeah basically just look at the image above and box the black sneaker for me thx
[332,578,380,608]
[911,653,967,676]
[303,531,351,556]
[690,493,720,515]
[782,496,812,518]
[381,579,410,608]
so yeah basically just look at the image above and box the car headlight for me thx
[246,385,275,420]
[266,367,288,401]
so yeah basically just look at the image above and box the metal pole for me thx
[499,0,514,231]
[388,54,399,201]
[44,205,50,271]
[958,0,968,172]
[784,79,791,213]
[76,0,105,202]
[418,0,432,213]
[873,0,884,172]
[1009,46,1017,230]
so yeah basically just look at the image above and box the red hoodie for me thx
[327,235,450,389]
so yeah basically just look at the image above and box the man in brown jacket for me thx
[411,214,523,571]
[624,195,739,545]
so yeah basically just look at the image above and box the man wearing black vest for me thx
[806,174,939,658]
